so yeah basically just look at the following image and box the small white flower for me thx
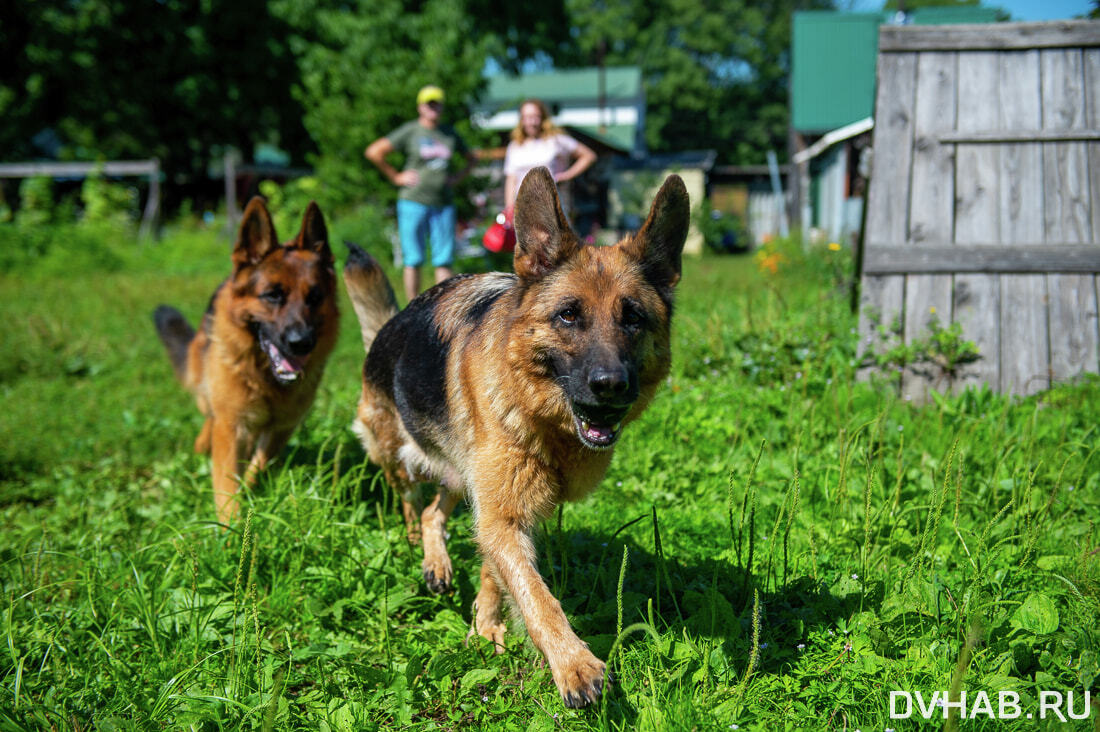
[797,643,806,651]
[851,573,859,580]
[482,695,489,702]
[730,725,739,730]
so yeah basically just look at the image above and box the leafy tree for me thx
[272,0,575,209]
[564,0,833,165]
[271,0,494,209]
[1,0,309,197]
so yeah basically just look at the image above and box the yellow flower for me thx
[929,306,937,315]
[828,242,841,251]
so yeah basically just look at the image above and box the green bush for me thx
[81,172,138,227]
[16,176,55,227]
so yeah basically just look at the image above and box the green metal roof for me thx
[484,67,643,105]
[792,12,881,133]
[912,6,1003,24]
[791,7,1003,133]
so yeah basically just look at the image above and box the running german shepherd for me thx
[154,197,339,525]
[343,167,688,707]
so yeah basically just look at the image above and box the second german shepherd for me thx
[154,197,339,525]
[344,167,688,707]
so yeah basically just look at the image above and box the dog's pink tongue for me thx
[586,423,615,442]
[265,341,303,377]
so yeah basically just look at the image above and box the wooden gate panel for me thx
[860,21,1100,399]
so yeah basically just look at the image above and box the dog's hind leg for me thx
[194,418,212,454]
[383,468,423,544]
[470,561,508,652]
[421,488,461,593]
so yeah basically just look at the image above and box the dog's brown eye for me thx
[305,286,323,306]
[261,288,285,306]
[557,308,578,325]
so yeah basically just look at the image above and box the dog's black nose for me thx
[285,327,316,356]
[588,365,630,401]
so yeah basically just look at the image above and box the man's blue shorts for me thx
[396,199,455,268]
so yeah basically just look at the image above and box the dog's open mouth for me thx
[571,406,627,450]
[259,333,306,384]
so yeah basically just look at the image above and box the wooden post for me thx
[139,159,160,239]
[224,150,241,236]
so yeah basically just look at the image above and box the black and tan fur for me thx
[154,197,339,524]
[343,167,688,707]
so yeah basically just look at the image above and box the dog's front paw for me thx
[553,650,608,708]
[422,558,453,594]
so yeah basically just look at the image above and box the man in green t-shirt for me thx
[365,85,474,302]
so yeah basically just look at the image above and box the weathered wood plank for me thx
[1048,273,1100,383]
[999,50,1050,396]
[880,21,1100,53]
[903,51,958,400]
[955,51,1001,247]
[863,244,1100,273]
[902,274,954,402]
[953,51,1002,392]
[857,275,905,383]
[1000,275,1051,395]
[953,274,1001,392]
[0,160,160,178]
[940,130,1100,143]
[999,50,1045,245]
[910,51,957,245]
[1085,49,1100,257]
[1090,52,1100,379]
[864,52,918,247]
[1042,48,1091,244]
[861,51,918,385]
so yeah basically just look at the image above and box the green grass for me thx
[1,219,1098,730]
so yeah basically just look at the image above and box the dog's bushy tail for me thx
[342,242,399,353]
[153,305,195,383]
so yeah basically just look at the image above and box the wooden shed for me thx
[858,20,1100,401]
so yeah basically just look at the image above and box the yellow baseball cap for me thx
[416,85,445,105]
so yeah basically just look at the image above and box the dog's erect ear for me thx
[513,167,580,282]
[233,197,279,269]
[292,201,332,262]
[622,175,689,292]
